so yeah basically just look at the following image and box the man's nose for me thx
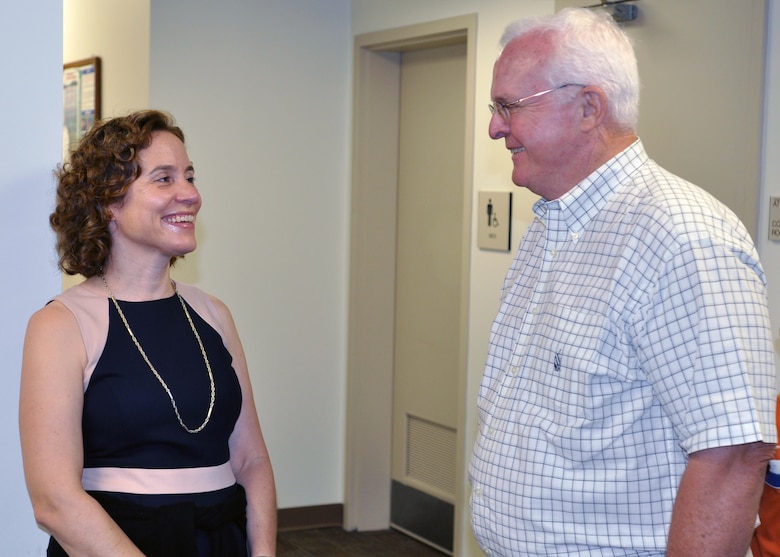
[488,111,509,140]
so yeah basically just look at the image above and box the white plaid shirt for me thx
[469,140,777,556]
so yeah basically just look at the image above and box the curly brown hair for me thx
[51,110,185,277]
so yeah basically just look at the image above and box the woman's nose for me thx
[178,181,201,205]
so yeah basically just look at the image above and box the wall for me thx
[63,0,149,117]
[146,0,551,526]
[147,0,558,533]
[1,2,63,554]
[59,0,529,543]
[0,2,153,552]
[761,1,780,388]
[353,1,780,554]
[8,0,778,553]
[62,0,352,511]
[351,2,554,553]
[149,0,352,509]
[62,0,150,289]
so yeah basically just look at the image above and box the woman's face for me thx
[108,131,201,265]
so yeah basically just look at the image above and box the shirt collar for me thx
[532,139,648,241]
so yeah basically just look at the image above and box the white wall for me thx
[62,0,352,510]
[1,2,63,554]
[143,0,553,519]
[149,0,352,509]
[761,1,780,386]
[7,0,778,553]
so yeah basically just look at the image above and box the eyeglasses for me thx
[488,83,584,123]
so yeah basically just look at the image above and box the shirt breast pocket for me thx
[521,303,616,421]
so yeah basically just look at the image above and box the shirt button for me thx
[488,427,496,436]
[550,249,557,257]
[473,486,482,497]
[510,366,519,376]
[530,306,538,315]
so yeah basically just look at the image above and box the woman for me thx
[19,110,276,556]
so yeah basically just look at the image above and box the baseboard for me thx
[390,480,453,553]
[278,503,344,531]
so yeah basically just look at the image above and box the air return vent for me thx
[406,415,456,497]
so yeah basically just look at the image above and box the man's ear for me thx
[579,85,608,131]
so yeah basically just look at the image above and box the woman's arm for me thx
[19,301,145,556]
[213,297,277,557]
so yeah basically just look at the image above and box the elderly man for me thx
[469,8,777,557]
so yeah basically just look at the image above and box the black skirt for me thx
[47,484,247,557]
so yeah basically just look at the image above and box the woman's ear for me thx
[105,205,117,229]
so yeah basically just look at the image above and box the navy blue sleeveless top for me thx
[82,295,242,471]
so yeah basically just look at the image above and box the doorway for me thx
[345,14,476,557]
[389,41,467,555]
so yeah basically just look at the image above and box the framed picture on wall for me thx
[63,56,101,159]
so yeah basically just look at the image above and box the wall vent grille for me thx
[406,415,456,497]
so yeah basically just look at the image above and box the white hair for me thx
[500,8,640,131]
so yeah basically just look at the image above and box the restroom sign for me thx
[478,191,512,251]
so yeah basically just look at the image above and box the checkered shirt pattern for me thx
[468,140,777,556]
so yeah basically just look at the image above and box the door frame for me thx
[344,14,476,555]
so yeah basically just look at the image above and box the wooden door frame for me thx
[345,14,476,555]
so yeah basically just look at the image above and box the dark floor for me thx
[277,527,447,557]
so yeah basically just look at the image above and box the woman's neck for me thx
[96,260,174,301]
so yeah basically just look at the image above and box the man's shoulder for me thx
[621,160,753,249]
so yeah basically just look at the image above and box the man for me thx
[469,8,777,556]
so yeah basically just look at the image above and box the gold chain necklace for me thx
[99,274,215,434]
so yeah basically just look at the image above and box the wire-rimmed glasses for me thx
[488,83,585,122]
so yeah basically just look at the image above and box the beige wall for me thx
[63,0,149,117]
[354,2,780,555]
[62,0,150,290]
[44,3,780,557]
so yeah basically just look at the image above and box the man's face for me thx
[489,36,585,200]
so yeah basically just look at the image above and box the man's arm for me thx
[666,441,774,557]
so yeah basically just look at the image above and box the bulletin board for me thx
[63,57,101,158]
